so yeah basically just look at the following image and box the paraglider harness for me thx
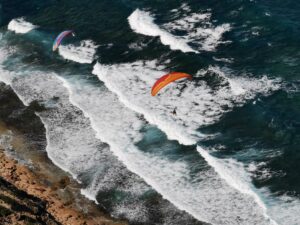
[172,107,177,115]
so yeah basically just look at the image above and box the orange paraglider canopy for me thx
[151,72,192,96]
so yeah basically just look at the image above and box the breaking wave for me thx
[128,7,231,53]
[58,40,98,64]
[92,61,280,145]
[8,18,38,34]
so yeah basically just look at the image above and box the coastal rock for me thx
[0,150,126,225]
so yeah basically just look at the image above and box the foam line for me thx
[128,9,197,53]
[8,18,38,34]
[92,60,281,224]
[0,41,202,224]
[129,8,231,52]
[58,77,274,225]
[92,61,280,146]
[58,40,98,64]
[197,146,278,225]
[0,30,285,225]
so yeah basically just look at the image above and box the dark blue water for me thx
[0,0,299,224]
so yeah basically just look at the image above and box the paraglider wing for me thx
[151,72,192,96]
[53,30,74,51]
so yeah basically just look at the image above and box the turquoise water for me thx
[0,0,299,224]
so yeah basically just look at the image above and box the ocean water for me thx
[0,0,299,224]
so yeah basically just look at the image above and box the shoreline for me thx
[0,81,207,225]
[0,82,127,225]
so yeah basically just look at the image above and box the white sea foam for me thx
[0,45,17,85]
[199,148,300,225]
[213,57,234,63]
[197,147,278,225]
[0,43,126,183]
[58,75,274,225]
[191,24,231,51]
[0,47,206,223]
[7,73,106,178]
[58,40,98,64]
[91,60,284,224]
[244,160,300,224]
[0,33,292,225]
[164,9,231,51]
[128,7,231,52]
[128,9,197,53]
[8,18,38,34]
[0,64,154,222]
[0,130,13,151]
[267,194,300,225]
[92,61,280,146]
[0,41,200,224]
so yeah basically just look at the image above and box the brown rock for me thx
[0,150,127,225]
